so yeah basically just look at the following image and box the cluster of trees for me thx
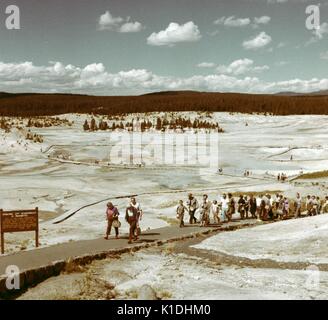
[1,92,328,117]
[83,115,223,133]
[83,118,125,131]
[26,117,73,128]
[26,129,43,143]
[0,118,11,132]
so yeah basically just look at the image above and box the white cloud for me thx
[98,11,124,30]
[98,11,143,33]
[147,22,201,46]
[214,16,251,27]
[119,21,143,33]
[214,16,271,29]
[1,60,328,95]
[217,59,269,75]
[243,32,272,50]
[313,22,328,40]
[253,16,271,25]
[197,62,216,68]
[306,23,328,45]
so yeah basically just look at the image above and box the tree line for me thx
[83,115,224,132]
[0,92,328,116]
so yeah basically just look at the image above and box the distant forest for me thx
[0,91,328,116]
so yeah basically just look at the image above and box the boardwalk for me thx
[0,219,260,297]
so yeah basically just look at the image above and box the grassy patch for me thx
[293,171,328,180]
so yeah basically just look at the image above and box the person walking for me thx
[294,193,302,218]
[187,193,199,224]
[249,195,257,219]
[130,197,143,237]
[238,195,246,220]
[227,193,235,222]
[220,193,229,223]
[211,200,220,224]
[176,200,188,228]
[125,203,139,244]
[200,194,211,227]
[104,202,120,240]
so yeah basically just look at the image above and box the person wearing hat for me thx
[104,202,120,240]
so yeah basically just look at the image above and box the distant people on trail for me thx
[125,203,139,244]
[317,196,322,214]
[211,200,220,224]
[294,193,302,218]
[324,196,328,213]
[187,193,199,224]
[238,195,246,220]
[104,202,120,240]
[256,195,263,218]
[220,193,229,222]
[200,194,211,227]
[283,197,289,219]
[306,195,313,216]
[227,193,235,222]
[249,195,257,219]
[311,196,318,216]
[176,200,188,228]
[244,195,250,219]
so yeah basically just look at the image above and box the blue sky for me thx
[0,0,327,95]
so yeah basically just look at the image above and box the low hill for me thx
[0,91,328,116]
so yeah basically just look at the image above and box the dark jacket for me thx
[125,206,138,223]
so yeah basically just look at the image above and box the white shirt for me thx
[256,197,262,207]
[221,198,228,210]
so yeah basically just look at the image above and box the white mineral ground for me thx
[1,112,328,300]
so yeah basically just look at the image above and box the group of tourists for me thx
[104,193,328,242]
[176,193,328,227]
[104,197,143,244]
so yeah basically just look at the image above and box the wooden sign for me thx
[0,208,39,254]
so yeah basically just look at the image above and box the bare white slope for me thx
[193,214,328,264]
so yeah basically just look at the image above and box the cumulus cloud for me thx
[119,21,143,33]
[214,16,271,28]
[214,16,251,27]
[243,32,272,50]
[98,11,124,30]
[254,16,271,24]
[0,60,327,95]
[147,21,201,46]
[312,22,328,40]
[197,62,216,68]
[98,11,143,33]
[217,59,269,75]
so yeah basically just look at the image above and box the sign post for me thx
[0,208,39,254]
